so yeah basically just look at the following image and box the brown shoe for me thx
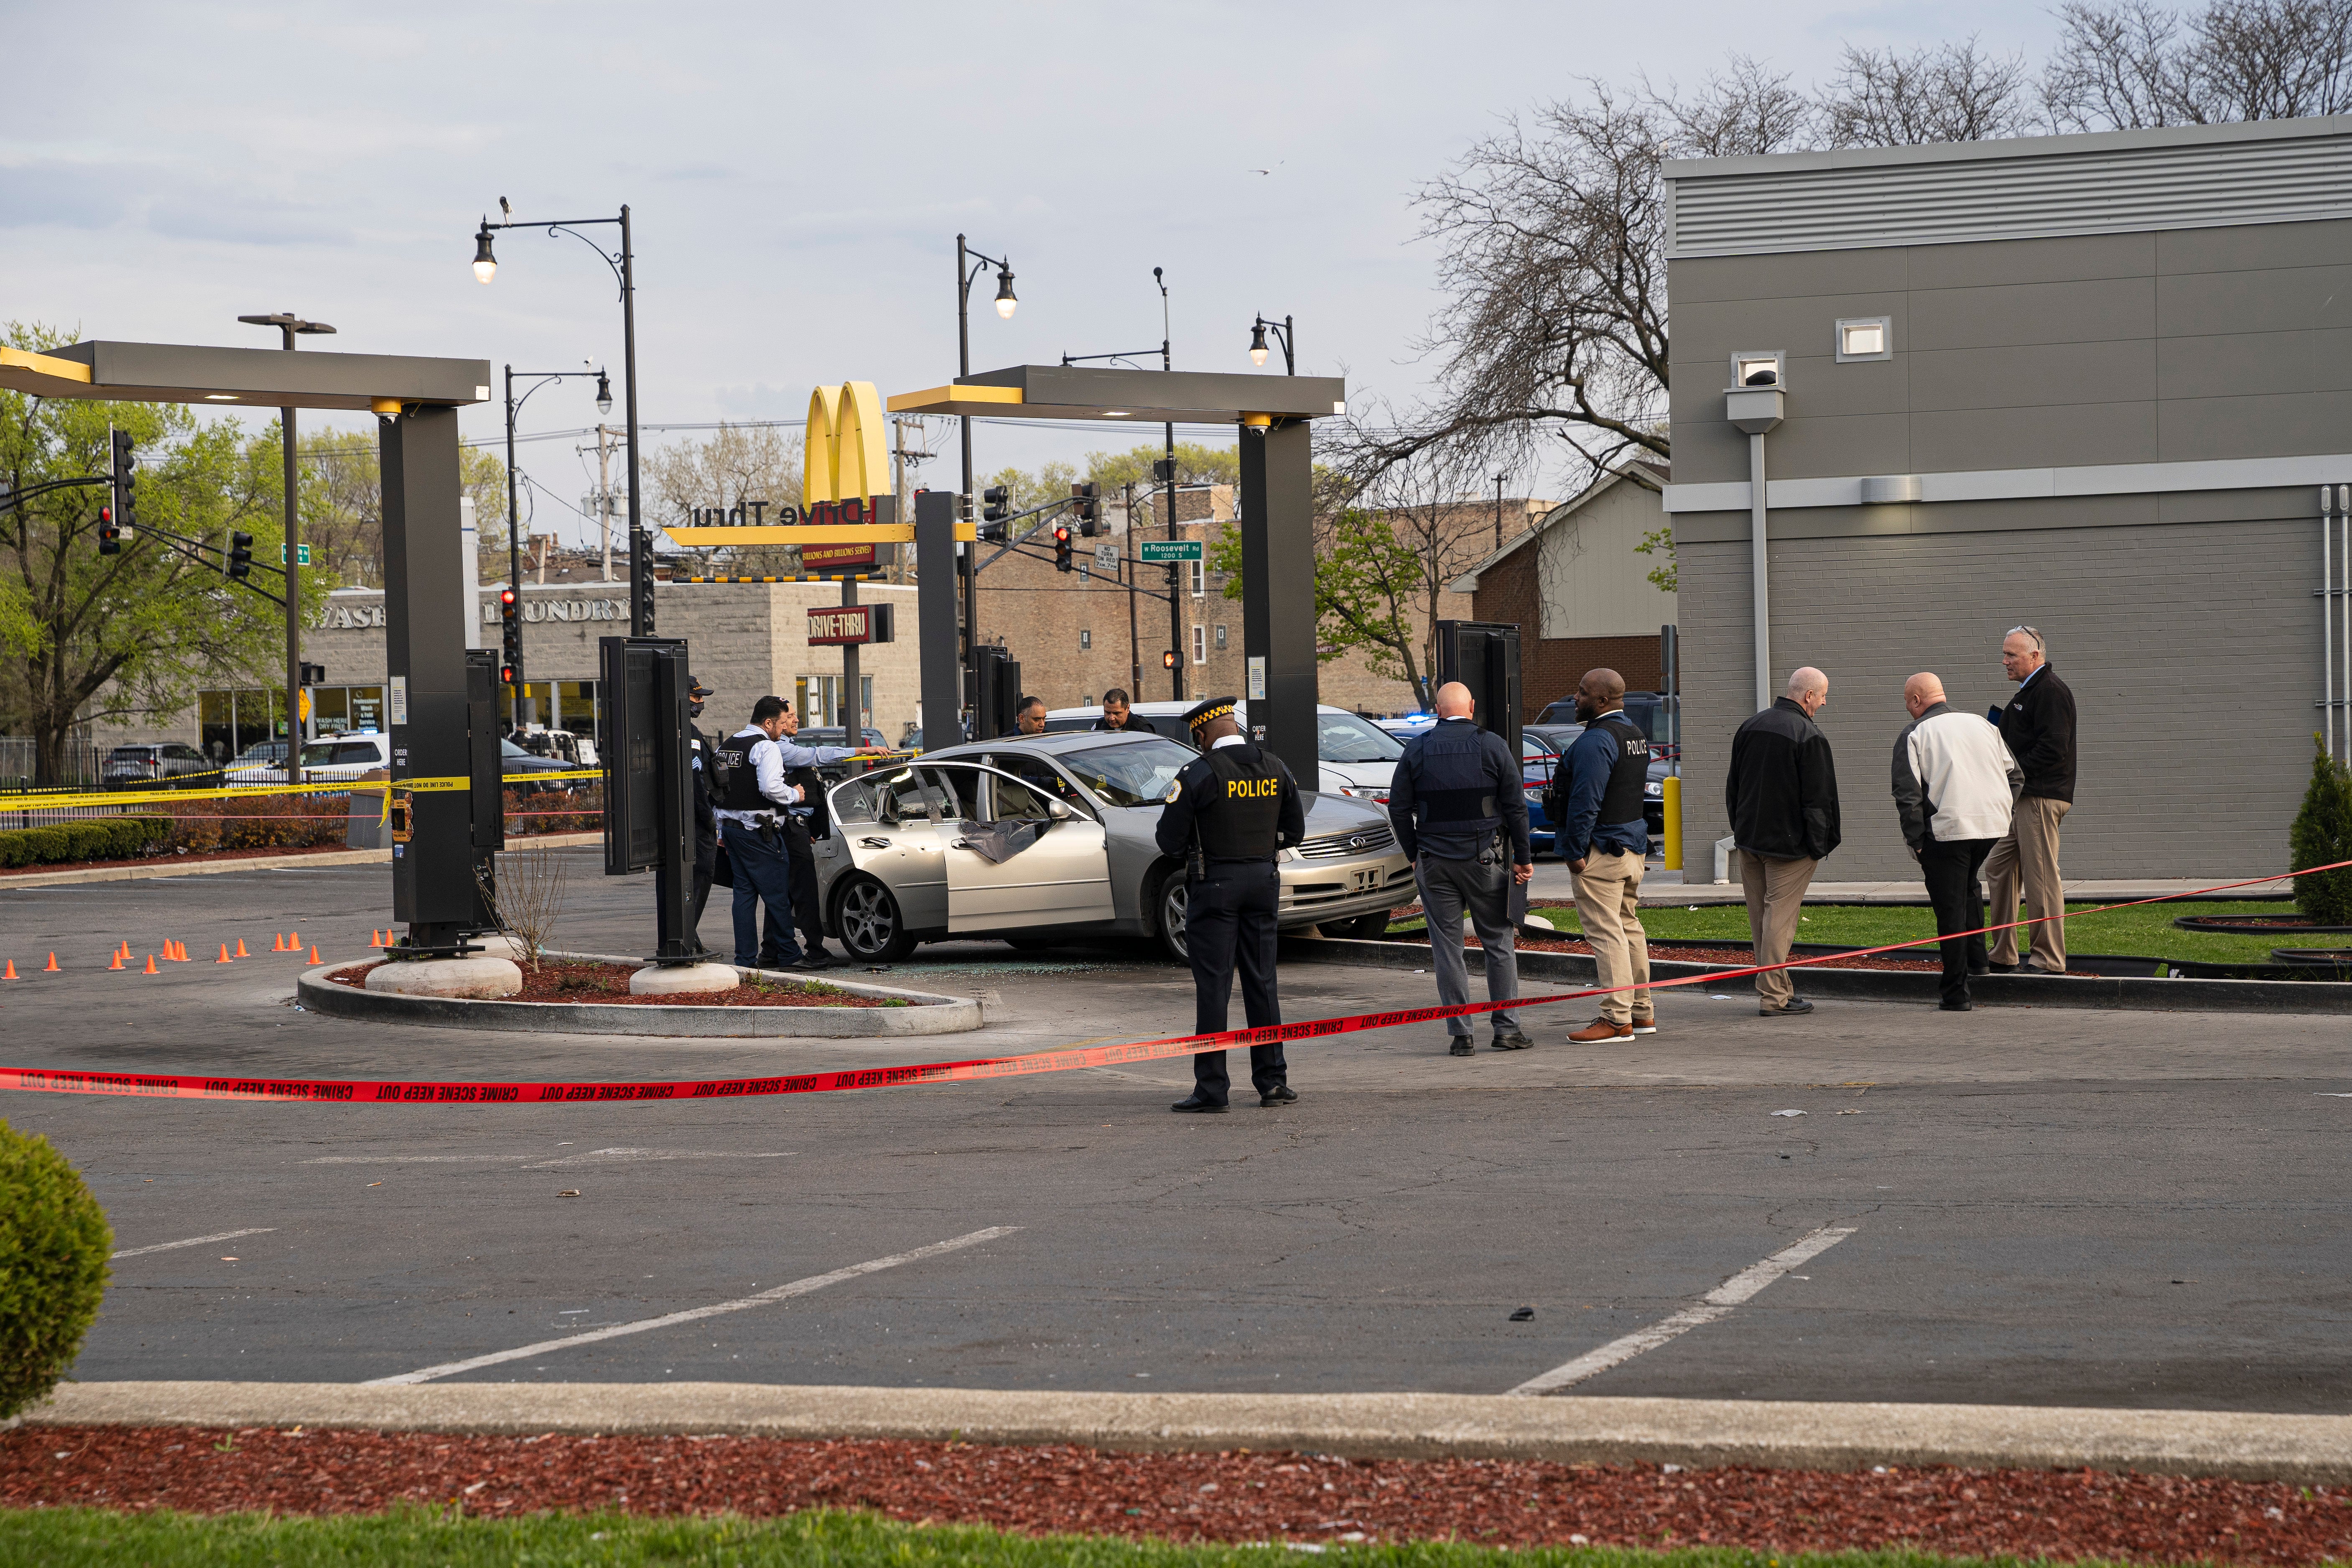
[1567,1017,1633,1043]
[1629,1016,1658,1035]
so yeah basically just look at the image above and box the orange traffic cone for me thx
[308,943,322,964]
[369,929,382,948]
[43,952,59,972]
[141,954,158,975]
[3,960,16,980]
[288,929,300,947]
[175,940,188,961]
[271,933,285,952]
[108,950,125,971]
[234,938,250,958]
[216,944,233,964]
[117,939,131,961]
[164,941,180,962]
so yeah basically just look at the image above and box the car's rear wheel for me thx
[1154,870,1190,964]
[835,875,917,963]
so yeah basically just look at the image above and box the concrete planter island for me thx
[298,950,981,1038]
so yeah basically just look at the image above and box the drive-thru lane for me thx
[10,856,2351,1410]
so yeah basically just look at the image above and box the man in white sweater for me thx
[1891,673,2023,1012]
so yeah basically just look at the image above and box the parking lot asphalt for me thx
[3,849,2348,1412]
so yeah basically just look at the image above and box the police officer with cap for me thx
[1156,696,1306,1111]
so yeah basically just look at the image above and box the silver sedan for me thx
[811,732,1413,963]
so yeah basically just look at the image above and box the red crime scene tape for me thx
[2,863,2342,1108]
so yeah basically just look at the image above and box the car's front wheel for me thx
[835,875,917,963]
[1154,870,1190,964]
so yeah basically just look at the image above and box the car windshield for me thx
[1317,711,1404,762]
[1059,738,1198,806]
[1522,734,1557,759]
[107,747,154,760]
[296,742,344,766]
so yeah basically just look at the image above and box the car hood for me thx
[1300,791,1392,836]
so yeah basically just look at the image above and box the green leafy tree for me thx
[0,321,327,783]
[1633,524,1677,592]
[292,428,507,588]
[2290,734,2352,925]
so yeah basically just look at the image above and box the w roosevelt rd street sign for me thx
[1138,539,1203,563]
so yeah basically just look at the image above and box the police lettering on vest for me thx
[721,732,779,815]
[1195,746,1288,859]
[1591,714,1651,827]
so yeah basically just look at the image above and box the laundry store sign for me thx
[479,597,627,625]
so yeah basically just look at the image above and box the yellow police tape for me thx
[2,770,606,813]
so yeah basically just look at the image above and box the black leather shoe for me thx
[1985,960,2020,973]
[1940,997,1975,1012]
[1491,1031,1534,1050]
[1449,1038,1474,1057]
[1170,1094,1228,1113]
[1259,1084,1298,1107]
[795,950,833,970]
[1761,997,1815,1016]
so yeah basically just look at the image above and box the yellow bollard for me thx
[1663,775,1683,871]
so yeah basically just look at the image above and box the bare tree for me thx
[643,423,803,578]
[1821,37,2038,146]
[1340,65,1810,497]
[2046,0,2352,126]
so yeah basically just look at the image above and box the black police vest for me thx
[719,732,777,813]
[1195,743,1287,860]
[1591,714,1651,826]
[1411,721,1501,836]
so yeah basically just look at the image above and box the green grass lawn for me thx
[0,1506,2153,1568]
[1510,900,2301,966]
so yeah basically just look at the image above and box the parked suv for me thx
[102,742,214,788]
[1534,691,1676,759]
[228,733,392,785]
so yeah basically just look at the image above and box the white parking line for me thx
[111,1227,278,1259]
[364,1225,1022,1386]
[1506,1224,1856,1397]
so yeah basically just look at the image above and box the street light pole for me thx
[1248,313,1296,375]
[504,363,611,728]
[1495,472,1506,552]
[1157,268,1182,702]
[237,312,335,788]
[956,234,1015,735]
[472,200,645,632]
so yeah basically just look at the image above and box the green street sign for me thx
[1138,539,1203,563]
[279,543,312,566]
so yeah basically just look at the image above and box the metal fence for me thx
[0,736,133,829]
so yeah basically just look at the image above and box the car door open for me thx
[928,763,1114,933]
[830,767,949,932]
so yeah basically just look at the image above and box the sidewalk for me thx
[1523,863,2293,908]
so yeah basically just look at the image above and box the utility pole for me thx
[1125,481,1141,697]
[1494,473,1507,551]
[1157,268,1183,701]
[597,424,615,581]
[238,311,335,787]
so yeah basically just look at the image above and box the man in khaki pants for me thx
[1985,626,2077,974]
[1549,669,1656,1043]
[1724,668,1842,1015]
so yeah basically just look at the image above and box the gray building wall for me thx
[1670,217,2352,489]
[1677,498,2321,881]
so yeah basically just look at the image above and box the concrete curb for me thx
[0,832,602,893]
[25,1382,2352,1483]
[295,958,981,1037]
[1287,935,2352,1015]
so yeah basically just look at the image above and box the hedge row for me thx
[0,816,172,869]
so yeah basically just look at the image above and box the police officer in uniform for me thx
[1156,696,1307,1112]
[686,675,725,942]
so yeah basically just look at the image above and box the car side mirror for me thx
[1047,798,1073,821]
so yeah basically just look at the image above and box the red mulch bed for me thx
[324,961,907,1009]
[6,1428,2349,1561]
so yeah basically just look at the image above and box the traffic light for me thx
[499,586,522,685]
[299,662,326,687]
[110,428,137,536]
[978,484,1011,543]
[226,531,255,580]
[97,504,120,555]
[1072,482,1100,538]
[1152,458,1176,484]
[1052,524,1073,573]
[1162,648,1180,670]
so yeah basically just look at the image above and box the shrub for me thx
[2290,734,2352,925]
[0,816,171,869]
[0,1121,111,1419]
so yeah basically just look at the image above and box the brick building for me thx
[1452,465,1679,717]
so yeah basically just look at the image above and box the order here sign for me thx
[806,603,895,645]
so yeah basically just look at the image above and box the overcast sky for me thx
[4,0,2056,545]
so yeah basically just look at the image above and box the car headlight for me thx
[1646,781,1664,798]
